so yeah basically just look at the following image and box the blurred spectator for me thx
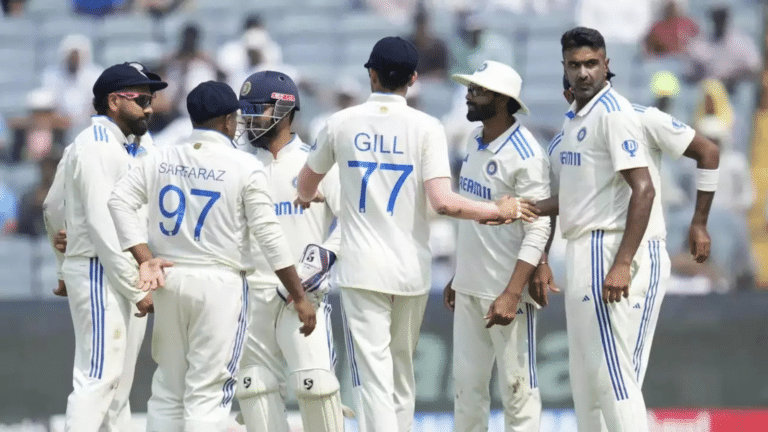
[6,89,69,163]
[161,23,222,119]
[16,153,59,237]
[650,70,681,112]
[450,11,513,76]
[73,0,120,17]
[405,5,450,81]
[132,0,187,17]
[0,180,17,235]
[218,14,283,90]
[308,77,362,141]
[40,34,103,131]
[685,6,760,94]
[577,0,654,44]
[644,0,698,58]
[1,0,25,17]
[694,79,734,139]
[223,28,301,96]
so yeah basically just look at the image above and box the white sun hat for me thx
[451,60,530,115]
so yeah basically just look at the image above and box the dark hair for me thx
[375,68,413,91]
[562,74,570,91]
[507,98,521,115]
[93,95,109,115]
[560,27,606,55]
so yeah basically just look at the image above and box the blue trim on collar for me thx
[566,111,576,119]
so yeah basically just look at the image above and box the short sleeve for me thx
[642,107,695,160]
[306,120,335,175]
[422,120,452,181]
[602,110,649,172]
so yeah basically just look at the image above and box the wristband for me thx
[696,168,719,192]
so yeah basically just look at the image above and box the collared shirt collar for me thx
[368,92,407,105]
[475,121,521,154]
[565,81,612,119]
[273,134,303,161]
[188,128,237,149]
[91,115,149,157]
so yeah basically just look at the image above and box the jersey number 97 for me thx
[159,185,221,241]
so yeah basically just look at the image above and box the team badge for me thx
[477,62,488,72]
[486,160,498,176]
[622,140,638,157]
[577,127,587,142]
[671,118,685,130]
[240,81,251,96]
[128,62,148,78]
[380,106,388,114]
[292,176,298,188]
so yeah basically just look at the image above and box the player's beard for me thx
[466,102,496,122]
[125,114,150,137]
[248,121,278,149]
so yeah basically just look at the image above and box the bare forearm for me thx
[534,196,559,217]
[274,266,307,301]
[691,191,714,225]
[128,243,154,265]
[544,216,556,254]
[433,192,501,220]
[502,260,537,297]
[615,185,655,266]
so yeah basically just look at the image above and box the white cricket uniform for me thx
[59,116,152,432]
[108,128,294,432]
[306,92,452,432]
[238,136,341,424]
[547,83,650,432]
[627,105,694,388]
[452,123,551,432]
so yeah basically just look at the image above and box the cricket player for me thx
[552,74,721,387]
[108,81,316,432]
[234,70,347,432]
[296,36,525,432]
[54,62,166,432]
[444,60,550,432]
[536,28,656,432]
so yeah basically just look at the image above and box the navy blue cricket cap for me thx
[364,36,418,76]
[186,81,240,124]
[92,62,167,101]
[239,70,300,112]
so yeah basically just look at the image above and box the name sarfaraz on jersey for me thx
[459,176,492,200]
[559,151,582,166]
[158,163,226,182]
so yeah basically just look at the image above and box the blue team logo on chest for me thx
[622,140,638,157]
[486,160,498,176]
[577,127,587,142]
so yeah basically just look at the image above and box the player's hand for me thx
[528,263,560,307]
[602,263,630,303]
[135,292,154,317]
[490,197,538,225]
[443,280,455,312]
[294,191,325,210]
[54,230,67,253]
[53,279,68,297]
[293,296,317,336]
[137,258,174,291]
[688,222,711,263]
[485,291,521,328]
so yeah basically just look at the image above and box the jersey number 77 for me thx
[347,161,413,215]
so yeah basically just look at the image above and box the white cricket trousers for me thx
[565,230,648,432]
[630,239,669,387]
[145,265,248,432]
[340,287,429,432]
[453,292,541,432]
[62,256,146,432]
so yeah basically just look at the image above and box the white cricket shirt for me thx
[547,83,649,240]
[62,116,154,304]
[306,92,452,295]
[109,128,294,274]
[632,104,695,241]
[452,123,551,303]
[247,135,341,290]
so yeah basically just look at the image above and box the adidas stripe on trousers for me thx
[62,256,146,432]
[565,230,649,432]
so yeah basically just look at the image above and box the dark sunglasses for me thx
[467,84,491,97]
[114,92,155,109]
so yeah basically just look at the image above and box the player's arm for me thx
[245,169,316,336]
[298,121,334,204]
[604,111,655,303]
[682,132,720,262]
[42,149,68,295]
[487,151,551,326]
[425,177,521,221]
[108,159,172,294]
[76,148,149,306]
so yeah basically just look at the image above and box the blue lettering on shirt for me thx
[158,162,225,181]
[459,176,492,200]
[354,133,403,154]
[559,151,582,166]
[274,201,305,216]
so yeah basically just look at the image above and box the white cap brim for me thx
[452,73,530,116]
